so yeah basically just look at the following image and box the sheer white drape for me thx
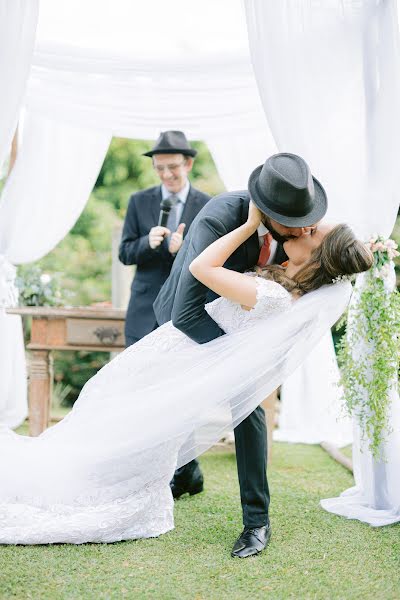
[275,333,352,447]
[0,0,350,441]
[0,113,111,263]
[0,0,38,169]
[245,0,400,525]
[0,0,39,427]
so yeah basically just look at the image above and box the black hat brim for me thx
[143,148,197,158]
[248,164,328,227]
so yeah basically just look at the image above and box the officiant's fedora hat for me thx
[143,131,197,158]
[248,153,327,227]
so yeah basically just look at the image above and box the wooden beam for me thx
[320,441,353,473]
[7,126,18,176]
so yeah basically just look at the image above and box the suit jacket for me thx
[119,184,210,342]
[153,190,287,344]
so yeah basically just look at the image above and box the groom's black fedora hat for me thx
[248,153,327,227]
[143,130,197,158]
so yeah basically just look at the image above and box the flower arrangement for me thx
[338,235,400,459]
[15,265,69,307]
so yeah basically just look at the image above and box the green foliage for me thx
[53,350,109,405]
[16,264,69,307]
[94,137,224,217]
[338,237,400,458]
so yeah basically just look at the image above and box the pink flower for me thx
[374,242,385,252]
[385,239,398,250]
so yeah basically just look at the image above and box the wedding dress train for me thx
[0,277,351,544]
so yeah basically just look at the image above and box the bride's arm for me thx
[189,202,263,309]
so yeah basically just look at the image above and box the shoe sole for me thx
[173,485,204,500]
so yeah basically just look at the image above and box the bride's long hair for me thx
[257,224,374,295]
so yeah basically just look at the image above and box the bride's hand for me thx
[247,200,263,229]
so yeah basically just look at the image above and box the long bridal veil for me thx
[0,281,351,506]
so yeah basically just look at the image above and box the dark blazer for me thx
[153,190,287,344]
[119,184,210,343]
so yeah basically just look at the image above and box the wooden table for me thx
[7,307,126,436]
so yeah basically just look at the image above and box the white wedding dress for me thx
[0,276,294,545]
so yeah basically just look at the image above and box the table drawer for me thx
[66,318,125,347]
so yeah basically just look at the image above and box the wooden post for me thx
[8,126,18,176]
[29,350,51,436]
[112,223,133,310]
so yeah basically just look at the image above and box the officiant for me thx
[119,131,210,346]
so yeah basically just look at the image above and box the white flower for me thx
[369,233,378,244]
[40,273,52,284]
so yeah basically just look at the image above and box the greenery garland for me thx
[338,235,400,459]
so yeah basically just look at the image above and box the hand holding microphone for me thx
[149,225,171,249]
[149,197,175,250]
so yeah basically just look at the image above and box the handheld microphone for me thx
[155,197,175,252]
[158,197,174,227]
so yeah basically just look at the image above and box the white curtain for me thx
[0,0,350,441]
[275,333,352,447]
[0,112,111,263]
[0,0,39,170]
[0,0,39,427]
[245,0,400,525]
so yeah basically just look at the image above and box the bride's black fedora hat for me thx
[143,130,197,158]
[248,153,327,227]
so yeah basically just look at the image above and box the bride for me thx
[0,203,372,545]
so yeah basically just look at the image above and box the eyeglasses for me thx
[153,161,185,174]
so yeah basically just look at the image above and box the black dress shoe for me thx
[170,461,204,499]
[231,524,271,558]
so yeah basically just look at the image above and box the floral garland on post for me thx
[338,235,400,459]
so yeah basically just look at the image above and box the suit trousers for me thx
[234,404,270,528]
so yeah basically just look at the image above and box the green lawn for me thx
[0,443,399,600]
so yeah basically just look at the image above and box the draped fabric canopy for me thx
[0,0,399,528]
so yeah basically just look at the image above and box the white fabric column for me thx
[0,0,38,169]
[245,0,400,525]
[0,112,110,427]
[275,333,352,447]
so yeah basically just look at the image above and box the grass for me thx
[0,443,399,600]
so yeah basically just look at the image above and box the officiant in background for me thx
[119,131,210,346]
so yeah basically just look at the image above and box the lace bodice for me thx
[205,275,292,334]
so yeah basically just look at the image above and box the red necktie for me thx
[257,233,273,267]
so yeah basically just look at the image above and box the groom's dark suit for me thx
[154,190,287,527]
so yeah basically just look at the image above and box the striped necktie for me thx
[166,195,180,233]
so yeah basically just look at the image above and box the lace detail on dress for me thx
[0,274,292,545]
[206,275,291,334]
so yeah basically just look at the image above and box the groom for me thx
[153,153,327,558]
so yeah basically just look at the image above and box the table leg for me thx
[29,350,51,436]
